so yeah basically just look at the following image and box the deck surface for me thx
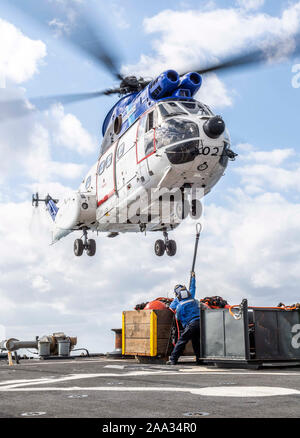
[0,356,300,418]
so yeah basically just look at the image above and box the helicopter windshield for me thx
[178,101,212,116]
[158,100,212,118]
[155,118,199,149]
[158,102,188,118]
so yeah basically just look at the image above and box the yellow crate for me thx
[122,309,194,358]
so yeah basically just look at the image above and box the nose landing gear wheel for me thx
[154,239,165,256]
[86,239,96,257]
[74,239,84,257]
[166,240,177,257]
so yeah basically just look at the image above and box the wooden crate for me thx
[122,309,194,358]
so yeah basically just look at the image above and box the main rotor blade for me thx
[6,0,123,81]
[181,33,300,76]
[0,89,121,121]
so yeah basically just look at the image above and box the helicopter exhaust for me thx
[179,72,202,95]
[149,70,180,100]
[149,70,203,101]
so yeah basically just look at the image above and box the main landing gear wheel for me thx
[154,239,165,256]
[166,240,177,257]
[154,231,177,257]
[74,229,96,257]
[74,239,84,257]
[86,239,96,257]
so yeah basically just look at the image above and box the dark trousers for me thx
[170,318,200,363]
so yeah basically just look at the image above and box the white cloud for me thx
[49,104,97,155]
[0,18,46,85]
[110,2,130,30]
[236,0,265,11]
[123,3,300,109]
[0,95,91,185]
[31,275,51,293]
[48,0,84,38]
[239,147,295,166]
[48,18,71,38]
[0,19,93,185]
[235,146,300,192]
[236,163,300,192]
[203,190,300,294]
[197,73,233,107]
[13,121,87,183]
[28,182,75,200]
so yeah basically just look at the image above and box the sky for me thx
[0,0,300,354]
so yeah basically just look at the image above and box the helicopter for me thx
[32,70,234,258]
[4,2,300,258]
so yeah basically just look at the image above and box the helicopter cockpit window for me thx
[85,175,91,190]
[155,118,199,149]
[178,101,211,116]
[106,153,113,168]
[137,111,156,161]
[98,160,105,175]
[158,102,188,118]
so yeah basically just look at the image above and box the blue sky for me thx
[1,0,300,353]
[2,0,300,154]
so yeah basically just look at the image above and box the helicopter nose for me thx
[203,116,225,139]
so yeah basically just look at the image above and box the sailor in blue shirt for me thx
[167,271,201,365]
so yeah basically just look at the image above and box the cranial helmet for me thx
[174,284,191,300]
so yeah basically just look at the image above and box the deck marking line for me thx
[1,370,300,391]
[0,386,299,397]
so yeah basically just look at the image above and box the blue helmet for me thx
[174,284,191,301]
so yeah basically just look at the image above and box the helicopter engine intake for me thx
[178,72,202,96]
[149,70,180,100]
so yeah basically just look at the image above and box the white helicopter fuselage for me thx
[52,99,230,243]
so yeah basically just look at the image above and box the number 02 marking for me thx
[199,146,220,156]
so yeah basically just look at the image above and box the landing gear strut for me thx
[74,229,96,257]
[154,230,177,257]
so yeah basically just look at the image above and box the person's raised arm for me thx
[189,272,196,298]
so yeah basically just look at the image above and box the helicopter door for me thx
[136,110,156,182]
